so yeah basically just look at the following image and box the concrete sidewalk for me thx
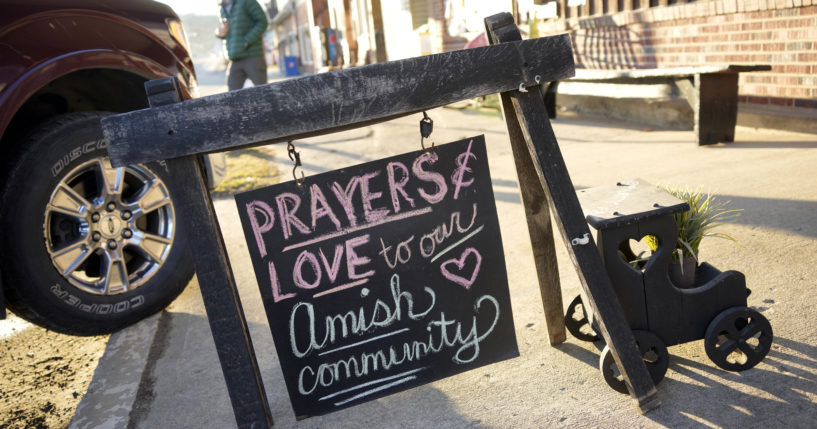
[72,107,817,428]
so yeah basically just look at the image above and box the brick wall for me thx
[539,0,817,110]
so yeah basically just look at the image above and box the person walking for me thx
[216,0,269,91]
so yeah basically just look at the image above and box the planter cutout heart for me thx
[440,247,482,290]
[618,236,658,273]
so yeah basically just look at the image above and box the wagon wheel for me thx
[565,295,599,342]
[705,307,773,372]
[599,330,669,394]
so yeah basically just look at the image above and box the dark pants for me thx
[227,55,267,91]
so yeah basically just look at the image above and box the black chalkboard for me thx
[235,136,518,418]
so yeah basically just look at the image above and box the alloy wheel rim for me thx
[44,157,175,295]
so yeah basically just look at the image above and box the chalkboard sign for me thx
[235,136,518,418]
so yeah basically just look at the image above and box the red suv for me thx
[0,0,220,335]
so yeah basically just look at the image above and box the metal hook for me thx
[421,137,435,153]
[518,82,529,92]
[571,233,591,246]
[287,141,305,186]
[420,111,435,153]
[535,75,542,84]
[292,166,305,186]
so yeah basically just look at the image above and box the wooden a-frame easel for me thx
[102,13,659,428]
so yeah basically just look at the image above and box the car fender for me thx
[0,7,196,140]
[0,49,196,140]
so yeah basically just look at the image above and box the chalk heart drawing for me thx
[440,247,482,290]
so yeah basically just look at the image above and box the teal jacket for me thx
[219,0,268,61]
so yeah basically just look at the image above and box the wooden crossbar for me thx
[103,34,574,167]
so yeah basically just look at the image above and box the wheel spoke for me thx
[737,341,762,360]
[137,179,171,213]
[724,322,741,339]
[48,183,93,219]
[572,313,589,324]
[102,250,130,294]
[738,324,766,355]
[97,158,125,200]
[51,241,92,276]
[131,230,172,263]
[714,338,739,358]
[738,322,763,342]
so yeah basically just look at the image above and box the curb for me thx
[68,312,161,429]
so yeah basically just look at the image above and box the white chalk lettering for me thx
[295,294,500,395]
[378,235,414,269]
[289,274,436,358]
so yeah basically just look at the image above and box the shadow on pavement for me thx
[709,141,817,149]
[553,334,817,428]
[133,311,479,428]
[648,336,817,427]
[722,195,817,239]
[554,341,604,369]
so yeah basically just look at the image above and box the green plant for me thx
[643,186,742,261]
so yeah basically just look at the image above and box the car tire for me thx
[0,112,193,335]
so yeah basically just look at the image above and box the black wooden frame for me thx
[102,14,659,428]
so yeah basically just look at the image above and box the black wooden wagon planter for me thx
[568,180,774,392]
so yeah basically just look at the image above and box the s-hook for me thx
[287,141,305,186]
[420,111,435,152]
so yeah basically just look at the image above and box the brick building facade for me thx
[537,0,817,128]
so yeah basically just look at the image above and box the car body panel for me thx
[0,0,197,139]
[0,0,212,322]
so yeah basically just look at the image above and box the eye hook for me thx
[421,137,435,153]
[419,111,435,153]
[287,141,305,186]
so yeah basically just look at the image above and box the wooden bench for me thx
[544,65,771,146]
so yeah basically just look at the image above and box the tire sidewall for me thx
[0,112,191,334]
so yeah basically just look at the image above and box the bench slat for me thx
[572,65,771,80]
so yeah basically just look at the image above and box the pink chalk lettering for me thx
[269,260,295,302]
[386,161,415,214]
[319,244,344,283]
[331,176,360,227]
[451,139,476,200]
[421,205,478,258]
[312,278,370,298]
[245,200,275,258]
[359,171,390,223]
[412,151,447,204]
[440,247,482,290]
[309,184,342,231]
[294,250,322,289]
[346,234,375,280]
[275,192,311,240]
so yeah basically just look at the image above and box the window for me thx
[299,25,313,64]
